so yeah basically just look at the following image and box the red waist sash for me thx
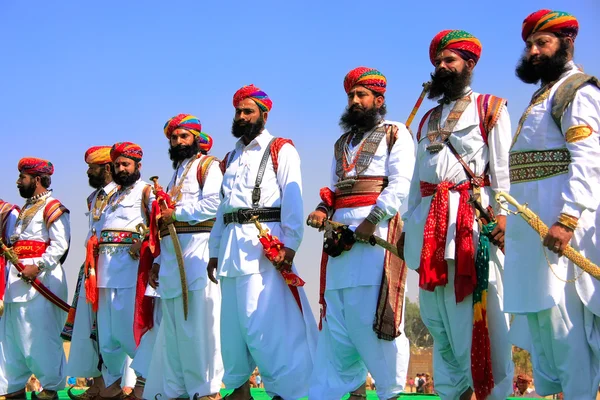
[13,240,49,259]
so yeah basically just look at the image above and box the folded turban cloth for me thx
[429,30,482,66]
[522,9,579,42]
[197,132,213,153]
[343,67,387,95]
[18,157,54,176]
[85,146,112,165]
[110,142,143,162]
[164,114,202,139]
[233,84,272,112]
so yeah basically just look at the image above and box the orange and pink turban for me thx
[522,10,579,42]
[429,30,482,66]
[233,84,272,112]
[110,142,143,162]
[343,67,387,95]
[84,146,112,165]
[18,157,54,176]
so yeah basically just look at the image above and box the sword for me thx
[321,220,401,259]
[150,176,189,320]
[496,191,600,281]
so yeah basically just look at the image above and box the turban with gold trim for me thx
[343,67,387,95]
[429,30,482,66]
[233,84,272,112]
[18,157,54,176]
[522,9,579,42]
[84,146,112,165]
[110,142,143,162]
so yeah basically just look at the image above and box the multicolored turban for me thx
[110,142,143,163]
[18,157,54,176]
[197,132,213,153]
[233,84,272,112]
[522,10,579,42]
[429,30,482,66]
[163,114,202,139]
[84,146,112,165]
[343,67,387,95]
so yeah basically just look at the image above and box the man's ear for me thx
[466,58,476,72]
[262,111,269,123]
[375,95,385,108]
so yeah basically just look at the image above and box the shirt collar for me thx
[236,129,273,150]
[103,181,117,194]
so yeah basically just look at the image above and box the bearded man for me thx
[402,30,514,400]
[504,10,600,398]
[307,67,413,400]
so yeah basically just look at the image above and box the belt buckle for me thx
[237,209,252,223]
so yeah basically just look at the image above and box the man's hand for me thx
[149,263,160,289]
[129,240,142,260]
[19,264,40,281]
[489,215,506,247]
[543,222,574,256]
[207,258,219,284]
[307,210,327,230]
[160,208,175,225]
[272,247,296,271]
[355,219,376,243]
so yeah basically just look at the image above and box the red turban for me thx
[233,84,272,112]
[18,157,54,176]
[84,146,112,165]
[429,30,482,66]
[110,142,143,162]
[343,67,387,95]
[164,114,202,139]
[522,10,579,42]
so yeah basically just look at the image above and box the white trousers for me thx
[130,298,162,379]
[66,275,101,378]
[97,287,136,387]
[220,266,317,400]
[144,285,223,399]
[526,282,600,398]
[309,285,410,400]
[419,260,513,400]
[1,295,66,392]
[0,339,7,394]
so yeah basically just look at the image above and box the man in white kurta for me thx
[1,158,70,400]
[208,85,317,400]
[96,142,155,400]
[403,31,513,400]
[144,115,224,400]
[504,10,600,398]
[307,67,412,400]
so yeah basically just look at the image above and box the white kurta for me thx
[96,179,154,387]
[504,64,600,398]
[403,91,514,400]
[66,181,117,379]
[144,155,224,398]
[309,120,413,400]
[0,193,70,392]
[208,130,317,399]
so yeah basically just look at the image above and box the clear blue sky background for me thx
[0,1,598,318]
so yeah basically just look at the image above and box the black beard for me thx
[427,68,472,100]
[88,170,109,189]
[18,182,36,198]
[169,140,199,169]
[339,105,381,133]
[515,41,570,85]
[231,117,265,141]
[112,168,141,187]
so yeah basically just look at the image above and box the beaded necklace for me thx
[168,155,200,204]
[11,190,51,242]
[91,186,118,221]
[108,184,135,211]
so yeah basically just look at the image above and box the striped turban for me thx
[344,67,387,95]
[18,157,54,176]
[429,30,482,66]
[233,84,272,112]
[85,146,112,165]
[522,10,579,42]
[164,114,202,139]
[197,132,213,153]
[110,142,143,163]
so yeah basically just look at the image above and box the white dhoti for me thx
[220,266,316,400]
[1,295,66,392]
[97,287,136,387]
[0,340,7,394]
[309,285,410,400]
[66,276,101,378]
[144,284,223,398]
[419,259,513,400]
[130,298,161,379]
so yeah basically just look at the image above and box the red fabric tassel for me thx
[319,187,335,208]
[84,234,99,312]
[472,313,494,399]
[133,240,154,346]
[0,257,6,301]
[318,251,329,330]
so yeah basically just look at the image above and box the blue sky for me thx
[0,1,598,317]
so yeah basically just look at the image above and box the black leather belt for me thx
[223,207,281,225]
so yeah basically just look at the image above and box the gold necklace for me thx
[11,192,50,242]
[168,155,200,204]
[91,187,118,221]
[109,185,134,211]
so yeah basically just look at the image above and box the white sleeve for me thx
[42,212,70,270]
[487,105,512,216]
[277,144,304,252]
[208,200,225,259]
[4,209,18,245]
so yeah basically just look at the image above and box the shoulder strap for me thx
[269,137,294,174]
[219,152,231,175]
[86,191,97,212]
[196,155,218,190]
[44,199,70,229]
[551,73,600,130]
[141,184,152,224]
[417,108,436,142]
[476,94,507,145]
[252,138,276,207]
[384,124,400,154]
